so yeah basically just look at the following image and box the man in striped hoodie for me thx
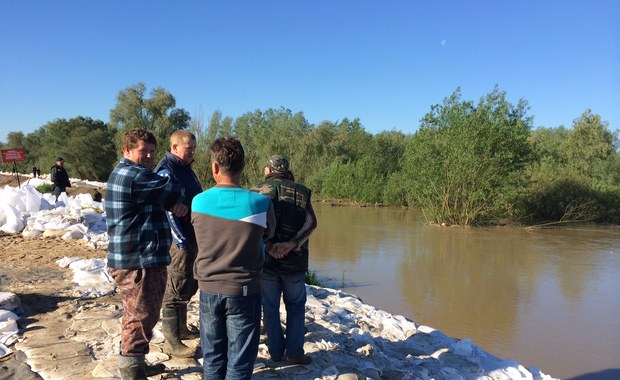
[192,137,275,380]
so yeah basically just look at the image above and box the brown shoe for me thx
[286,354,312,365]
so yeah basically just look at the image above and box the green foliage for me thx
[521,110,619,224]
[3,83,618,227]
[40,117,117,181]
[36,183,54,194]
[401,87,533,225]
[305,270,322,287]
[519,173,601,223]
[562,110,617,184]
[321,159,384,203]
[109,83,190,160]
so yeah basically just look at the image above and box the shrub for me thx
[305,270,322,287]
[36,183,54,194]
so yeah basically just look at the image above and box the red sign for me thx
[1,148,26,162]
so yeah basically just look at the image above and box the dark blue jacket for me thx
[155,152,203,248]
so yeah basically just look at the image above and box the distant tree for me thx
[232,108,310,186]
[563,110,617,185]
[109,83,190,159]
[41,117,116,181]
[402,87,532,225]
[5,131,26,149]
[189,108,233,187]
[321,129,407,204]
[521,110,619,224]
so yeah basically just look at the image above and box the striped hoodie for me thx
[192,185,275,296]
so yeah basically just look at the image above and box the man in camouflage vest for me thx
[251,155,318,365]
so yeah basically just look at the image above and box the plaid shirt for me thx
[105,157,184,269]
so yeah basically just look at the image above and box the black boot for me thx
[178,304,200,340]
[118,355,146,380]
[161,307,196,358]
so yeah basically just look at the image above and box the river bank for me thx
[0,173,556,379]
[0,235,554,380]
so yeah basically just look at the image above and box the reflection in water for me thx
[310,204,620,379]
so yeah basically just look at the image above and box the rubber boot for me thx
[178,304,200,340]
[161,307,196,358]
[118,355,146,380]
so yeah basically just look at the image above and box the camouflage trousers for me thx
[108,266,167,356]
[162,242,199,308]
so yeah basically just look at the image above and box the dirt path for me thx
[0,235,107,379]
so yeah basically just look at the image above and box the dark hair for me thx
[122,129,157,152]
[210,137,245,175]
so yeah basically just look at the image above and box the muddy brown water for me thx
[310,203,620,379]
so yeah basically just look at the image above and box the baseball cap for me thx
[265,155,289,173]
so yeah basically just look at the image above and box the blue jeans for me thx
[199,290,261,380]
[261,271,307,360]
[53,185,64,202]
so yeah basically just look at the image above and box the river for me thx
[310,203,620,379]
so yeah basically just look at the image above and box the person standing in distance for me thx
[105,129,188,380]
[50,157,71,202]
[251,155,318,365]
[155,130,203,358]
[192,137,275,380]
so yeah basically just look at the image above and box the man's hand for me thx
[170,202,188,218]
[268,242,297,259]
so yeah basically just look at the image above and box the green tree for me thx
[39,117,117,181]
[521,110,619,224]
[109,83,190,159]
[402,87,532,225]
[232,108,310,186]
[563,110,617,185]
[190,109,234,186]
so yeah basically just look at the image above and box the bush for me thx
[519,175,613,225]
[401,87,532,225]
[36,183,54,194]
[305,271,322,287]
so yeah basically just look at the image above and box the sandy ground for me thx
[0,173,106,378]
[0,233,108,379]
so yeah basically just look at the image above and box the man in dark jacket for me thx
[155,130,203,358]
[50,157,71,202]
[251,155,318,365]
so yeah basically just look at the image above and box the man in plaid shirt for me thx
[105,128,188,379]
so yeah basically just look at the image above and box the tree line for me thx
[2,83,618,226]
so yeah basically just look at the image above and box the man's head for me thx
[122,129,158,169]
[264,155,289,175]
[55,157,64,166]
[210,137,245,177]
[170,130,197,165]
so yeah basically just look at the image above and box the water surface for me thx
[310,204,620,379]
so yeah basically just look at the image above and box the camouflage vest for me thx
[253,174,311,273]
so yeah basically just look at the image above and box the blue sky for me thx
[1,1,619,144]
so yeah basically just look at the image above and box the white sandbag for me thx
[43,229,66,237]
[0,343,12,359]
[39,196,53,210]
[82,210,103,225]
[1,186,25,211]
[0,292,21,312]
[0,202,24,233]
[57,257,81,268]
[22,227,43,238]
[0,310,19,346]
[62,229,84,240]
[22,185,42,212]
[67,223,88,235]
[73,193,95,208]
